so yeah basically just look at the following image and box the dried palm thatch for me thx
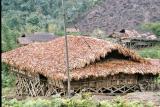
[71,59,159,80]
[146,58,160,67]
[2,35,160,81]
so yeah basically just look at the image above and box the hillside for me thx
[76,0,160,33]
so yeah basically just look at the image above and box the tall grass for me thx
[137,45,160,59]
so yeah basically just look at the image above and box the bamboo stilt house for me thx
[2,36,160,96]
[109,29,160,49]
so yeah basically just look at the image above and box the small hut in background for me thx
[109,29,160,49]
[17,32,57,46]
[2,36,160,97]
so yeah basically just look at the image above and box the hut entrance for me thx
[92,49,133,65]
[96,49,132,62]
[39,74,47,83]
[105,50,131,60]
[15,72,57,97]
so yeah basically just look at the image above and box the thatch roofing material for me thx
[147,59,160,67]
[2,36,159,81]
[71,59,159,80]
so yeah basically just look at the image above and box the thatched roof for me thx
[17,32,57,45]
[109,29,158,40]
[146,59,160,67]
[2,36,160,81]
[71,59,159,80]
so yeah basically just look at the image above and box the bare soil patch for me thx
[92,91,160,106]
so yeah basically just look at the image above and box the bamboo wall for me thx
[68,73,156,91]
[15,72,157,96]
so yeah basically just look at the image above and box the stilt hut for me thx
[2,36,160,96]
[109,29,160,49]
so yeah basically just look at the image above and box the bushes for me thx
[141,22,160,37]
[62,98,98,107]
[2,98,153,107]
[2,94,154,107]
[137,45,160,59]
[2,63,15,88]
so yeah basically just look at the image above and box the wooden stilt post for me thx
[62,0,71,97]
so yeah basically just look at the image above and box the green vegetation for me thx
[2,95,154,107]
[2,63,15,88]
[137,45,160,59]
[137,45,160,82]
[141,22,160,37]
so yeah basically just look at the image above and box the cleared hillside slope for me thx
[76,0,160,34]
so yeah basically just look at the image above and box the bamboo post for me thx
[62,0,71,97]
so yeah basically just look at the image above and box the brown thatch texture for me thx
[71,59,160,80]
[147,59,160,67]
[2,36,159,81]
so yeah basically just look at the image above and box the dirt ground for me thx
[2,88,160,106]
[92,91,160,106]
